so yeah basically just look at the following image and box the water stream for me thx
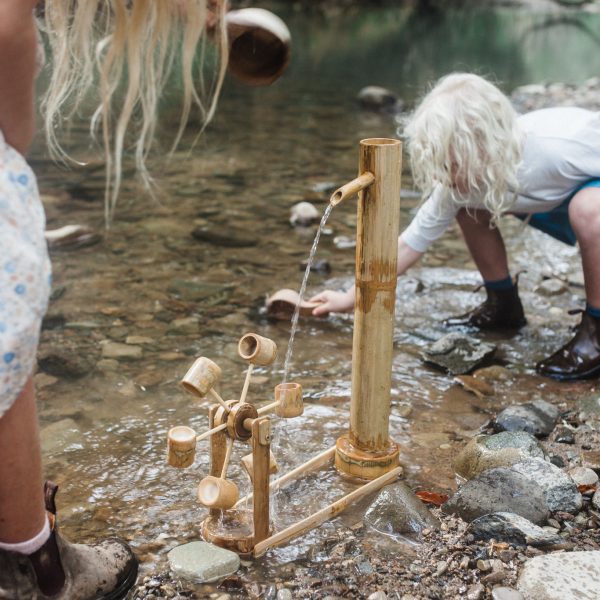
[283,203,334,383]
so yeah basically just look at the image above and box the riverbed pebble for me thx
[421,332,496,375]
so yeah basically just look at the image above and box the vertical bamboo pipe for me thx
[252,417,271,545]
[335,138,402,481]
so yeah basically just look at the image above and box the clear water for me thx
[29,0,600,590]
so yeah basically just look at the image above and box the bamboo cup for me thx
[241,450,278,482]
[182,357,222,398]
[238,333,277,366]
[274,382,303,418]
[197,476,240,510]
[167,426,197,468]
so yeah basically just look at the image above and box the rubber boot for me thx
[0,482,138,600]
[536,311,600,380]
[444,281,526,330]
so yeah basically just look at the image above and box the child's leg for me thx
[455,208,511,281]
[0,376,46,544]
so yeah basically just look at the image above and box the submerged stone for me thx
[364,481,440,539]
[421,333,496,375]
[468,512,562,547]
[192,225,257,247]
[443,467,549,525]
[167,541,240,583]
[453,432,545,480]
[511,459,582,514]
[290,201,320,226]
[517,551,600,600]
[357,86,401,111]
[494,399,559,437]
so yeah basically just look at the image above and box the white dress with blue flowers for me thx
[0,130,51,418]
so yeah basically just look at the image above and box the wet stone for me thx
[290,201,321,226]
[40,418,82,454]
[364,481,440,538]
[191,225,257,247]
[511,459,582,514]
[453,432,545,480]
[468,512,563,547]
[100,341,143,360]
[421,333,496,375]
[38,349,94,379]
[442,467,549,525]
[517,551,600,600]
[167,541,239,583]
[592,490,600,510]
[494,399,559,437]
[276,590,292,600]
[578,393,600,419]
[491,587,524,600]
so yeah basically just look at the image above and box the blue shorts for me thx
[515,180,600,246]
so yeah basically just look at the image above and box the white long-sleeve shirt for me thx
[401,107,600,253]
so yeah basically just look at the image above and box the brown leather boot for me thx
[0,482,138,599]
[444,282,526,330]
[536,311,600,380]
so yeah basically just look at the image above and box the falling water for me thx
[282,203,334,382]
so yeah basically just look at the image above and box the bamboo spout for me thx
[329,172,375,206]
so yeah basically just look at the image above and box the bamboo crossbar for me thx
[233,446,336,508]
[239,364,254,405]
[253,466,402,557]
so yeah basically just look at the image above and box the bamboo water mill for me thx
[166,139,403,556]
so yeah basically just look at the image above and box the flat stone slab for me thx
[468,512,563,547]
[453,432,545,480]
[421,333,496,375]
[494,399,559,437]
[511,459,582,513]
[167,541,240,583]
[517,551,600,600]
[443,467,548,524]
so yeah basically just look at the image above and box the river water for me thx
[29,1,600,592]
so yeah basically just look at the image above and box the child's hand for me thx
[309,290,354,316]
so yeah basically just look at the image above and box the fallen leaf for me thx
[415,491,449,506]
[578,483,597,494]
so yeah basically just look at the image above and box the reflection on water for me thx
[30,0,600,589]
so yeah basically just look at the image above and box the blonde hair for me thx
[403,73,522,221]
[41,0,228,226]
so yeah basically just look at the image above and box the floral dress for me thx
[0,131,51,417]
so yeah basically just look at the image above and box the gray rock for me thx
[592,490,600,510]
[554,427,575,444]
[517,551,600,600]
[578,393,600,418]
[277,590,293,600]
[421,333,496,375]
[494,399,559,437]
[357,86,401,111]
[453,432,546,480]
[290,202,321,226]
[192,226,257,248]
[468,512,563,547]
[491,588,524,600]
[364,481,440,538]
[443,467,549,525]
[167,541,240,583]
[511,459,582,514]
[367,593,387,600]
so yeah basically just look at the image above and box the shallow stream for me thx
[30,1,600,593]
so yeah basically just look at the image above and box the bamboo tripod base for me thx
[335,434,401,481]
[202,509,267,556]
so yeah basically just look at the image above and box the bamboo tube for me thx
[167,426,197,468]
[238,333,278,366]
[252,418,271,545]
[197,476,239,510]
[234,446,336,507]
[209,406,228,518]
[329,172,375,207]
[253,466,402,557]
[350,139,402,453]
